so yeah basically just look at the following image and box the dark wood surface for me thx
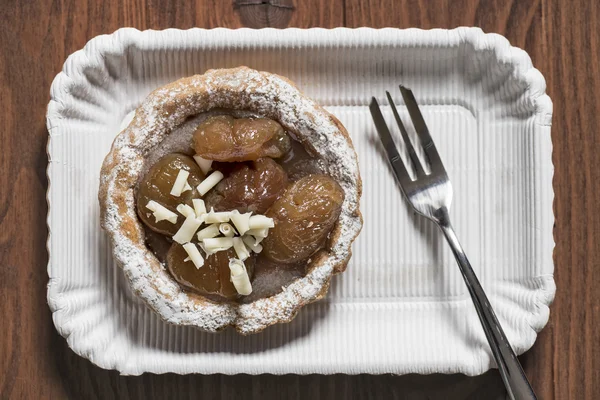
[1,0,598,399]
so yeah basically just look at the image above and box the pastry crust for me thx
[99,67,362,334]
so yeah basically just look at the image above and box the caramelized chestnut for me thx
[205,158,288,214]
[167,245,255,299]
[193,115,291,161]
[136,153,205,236]
[262,174,344,263]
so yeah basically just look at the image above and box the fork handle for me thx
[438,220,537,400]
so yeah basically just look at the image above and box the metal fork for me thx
[369,86,537,400]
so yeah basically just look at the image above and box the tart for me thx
[99,67,362,334]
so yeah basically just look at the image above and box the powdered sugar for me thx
[99,67,362,334]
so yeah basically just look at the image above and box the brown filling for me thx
[136,112,343,303]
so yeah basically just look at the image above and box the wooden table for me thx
[1,1,598,399]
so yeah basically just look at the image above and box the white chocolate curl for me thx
[246,228,269,238]
[249,234,265,246]
[182,243,204,269]
[176,204,195,218]
[248,215,275,230]
[242,235,263,254]
[173,215,203,244]
[219,223,236,237]
[193,155,213,175]
[246,228,269,245]
[230,210,252,236]
[196,171,224,196]
[145,201,178,224]
[203,237,234,252]
[170,169,190,197]
[204,208,231,224]
[198,241,210,256]
[196,223,220,241]
[232,237,250,261]
[229,258,252,295]
[192,198,207,217]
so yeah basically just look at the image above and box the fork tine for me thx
[369,97,413,185]
[399,85,444,171]
[385,91,426,177]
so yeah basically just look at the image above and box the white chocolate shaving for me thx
[232,237,250,261]
[183,181,192,193]
[172,215,203,244]
[204,208,231,224]
[196,170,224,196]
[170,169,190,197]
[145,200,178,224]
[246,228,269,238]
[176,204,196,218]
[219,223,236,237]
[248,215,275,230]
[198,241,211,256]
[243,235,263,253]
[230,210,252,236]
[182,243,204,269]
[196,223,220,241]
[245,228,269,246]
[193,154,213,175]
[203,237,234,252]
[192,198,207,217]
[229,258,252,295]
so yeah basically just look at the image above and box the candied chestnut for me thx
[136,153,205,236]
[193,115,291,161]
[262,174,345,263]
[205,158,288,214]
[167,245,255,299]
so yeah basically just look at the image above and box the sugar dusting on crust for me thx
[99,67,362,334]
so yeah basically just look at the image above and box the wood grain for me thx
[1,0,598,398]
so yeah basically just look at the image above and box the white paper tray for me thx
[46,27,554,376]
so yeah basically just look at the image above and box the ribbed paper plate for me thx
[46,27,554,376]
